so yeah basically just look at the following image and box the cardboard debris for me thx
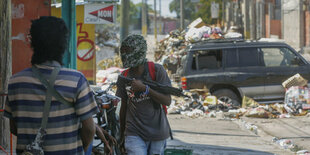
[282,73,308,89]
[242,96,259,108]
[244,107,274,118]
[187,17,206,29]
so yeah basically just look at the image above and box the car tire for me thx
[213,89,241,107]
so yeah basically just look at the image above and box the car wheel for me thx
[213,89,241,107]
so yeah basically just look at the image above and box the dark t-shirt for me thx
[116,63,171,141]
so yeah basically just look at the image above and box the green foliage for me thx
[169,0,195,20]
[194,0,223,25]
[135,2,154,13]
[116,1,139,25]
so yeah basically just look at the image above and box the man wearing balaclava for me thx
[116,34,172,155]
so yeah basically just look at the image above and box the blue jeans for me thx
[125,136,166,155]
[85,141,93,155]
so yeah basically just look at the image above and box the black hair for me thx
[30,16,69,65]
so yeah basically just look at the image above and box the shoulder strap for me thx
[147,62,156,81]
[123,69,129,77]
[32,66,73,107]
[37,67,59,129]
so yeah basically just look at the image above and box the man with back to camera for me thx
[116,34,172,155]
[4,16,99,154]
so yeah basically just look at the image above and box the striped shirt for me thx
[4,61,99,155]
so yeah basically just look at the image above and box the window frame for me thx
[190,49,224,71]
[259,47,306,67]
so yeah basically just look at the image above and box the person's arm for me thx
[74,75,99,151]
[9,119,17,135]
[131,80,171,106]
[80,117,96,151]
[119,98,127,142]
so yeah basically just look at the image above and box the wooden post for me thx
[0,0,12,151]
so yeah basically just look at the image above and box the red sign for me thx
[89,5,113,22]
[84,4,116,24]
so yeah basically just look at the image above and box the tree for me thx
[169,0,195,20]
[194,0,223,25]
[117,1,139,25]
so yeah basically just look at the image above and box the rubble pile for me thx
[96,66,124,85]
[154,17,242,74]
[166,73,310,119]
[97,56,122,70]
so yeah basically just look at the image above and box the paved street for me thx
[166,115,293,155]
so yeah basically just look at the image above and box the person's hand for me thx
[131,79,146,92]
[119,136,126,154]
[107,134,117,146]
[103,142,113,155]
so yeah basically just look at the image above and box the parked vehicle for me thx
[177,39,310,106]
[93,83,121,155]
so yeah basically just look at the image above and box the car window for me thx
[238,47,261,67]
[261,47,304,67]
[225,49,238,68]
[191,50,223,70]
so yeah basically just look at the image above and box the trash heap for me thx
[155,17,242,74]
[95,25,120,71]
[96,66,124,85]
[167,73,310,119]
[97,56,122,70]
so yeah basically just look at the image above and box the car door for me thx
[261,47,304,100]
[224,47,266,99]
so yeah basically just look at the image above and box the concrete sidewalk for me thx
[240,115,310,152]
[167,115,292,155]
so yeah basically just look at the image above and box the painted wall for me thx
[12,0,51,75]
[282,0,304,49]
[52,5,96,83]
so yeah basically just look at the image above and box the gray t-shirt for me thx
[116,63,171,141]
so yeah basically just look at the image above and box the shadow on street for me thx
[167,138,277,155]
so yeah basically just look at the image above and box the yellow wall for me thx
[51,5,96,83]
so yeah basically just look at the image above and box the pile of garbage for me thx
[96,66,124,85]
[97,56,122,70]
[95,25,120,71]
[167,73,310,119]
[155,17,242,73]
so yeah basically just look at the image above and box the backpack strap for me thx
[123,69,129,77]
[147,62,156,81]
[147,62,168,115]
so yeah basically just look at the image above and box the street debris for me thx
[282,73,308,89]
[272,137,295,150]
[297,150,310,155]
[244,123,258,135]
[271,137,309,153]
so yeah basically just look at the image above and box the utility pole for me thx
[222,0,225,28]
[256,0,261,39]
[0,0,12,150]
[142,0,148,36]
[120,0,130,41]
[62,0,77,69]
[250,0,257,40]
[154,0,157,42]
[180,0,184,30]
[159,0,162,34]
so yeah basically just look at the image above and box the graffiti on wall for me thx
[77,23,95,61]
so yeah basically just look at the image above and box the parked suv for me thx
[177,40,310,106]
